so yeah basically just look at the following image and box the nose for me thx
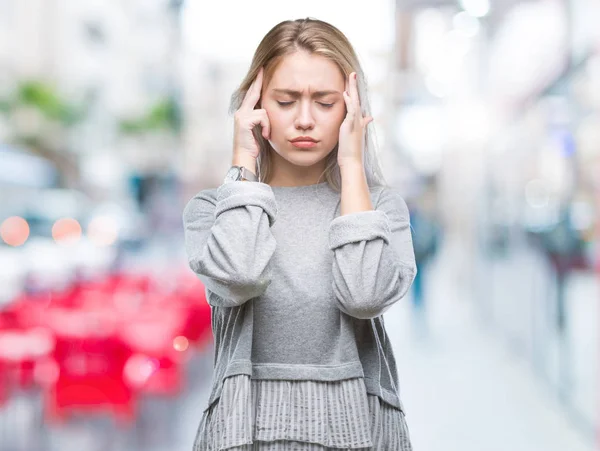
[293,100,315,130]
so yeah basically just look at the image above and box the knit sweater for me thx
[182,180,417,414]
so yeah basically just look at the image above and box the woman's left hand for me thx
[338,71,373,168]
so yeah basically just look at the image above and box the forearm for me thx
[182,182,277,307]
[329,182,417,319]
[339,162,373,215]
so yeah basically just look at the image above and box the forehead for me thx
[267,52,344,91]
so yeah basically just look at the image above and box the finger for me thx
[241,67,264,111]
[248,67,264,109]
[260,110,270,140]
[343,75,349,114]
[350,72,361,110]
[346,72,361,125]
[252,109,270,140]
[363,116,373,127]
[342,90,355,123]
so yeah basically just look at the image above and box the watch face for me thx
[224,166,241,183]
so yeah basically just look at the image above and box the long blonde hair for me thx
[229,17,388,192]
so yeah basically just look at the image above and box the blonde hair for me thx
[229,17,388,192]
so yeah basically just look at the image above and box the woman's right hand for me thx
[233,67,271,159]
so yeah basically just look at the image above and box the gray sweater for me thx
[182,180,417,412]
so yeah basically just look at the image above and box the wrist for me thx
[339,161,367,185]
[232,153,258,176]
[338,159,364,174]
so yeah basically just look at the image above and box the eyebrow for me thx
[272,89,340,98]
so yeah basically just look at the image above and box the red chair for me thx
[119,307,188,396]
[43,309,135,425]
[0,327,55,390]
[179,296,212,349]
[173,270,212,349]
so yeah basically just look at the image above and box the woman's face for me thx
[261,51,347,167]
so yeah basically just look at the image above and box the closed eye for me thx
[276,101,335,108]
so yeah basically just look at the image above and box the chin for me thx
[270,144,329,166]
[283,149,329,167]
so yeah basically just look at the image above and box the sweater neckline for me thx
[268,181,329,190]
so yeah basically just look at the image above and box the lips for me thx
[291,141,318,148]
[290,136,318,143]
[290,137,319,149]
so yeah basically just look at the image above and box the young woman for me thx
[183,17,417,451]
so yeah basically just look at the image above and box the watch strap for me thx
[239,166,258,182]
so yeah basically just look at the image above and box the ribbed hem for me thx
[206,361,365,412]
[206,361,404,414]
[328,210,390,250]
[215,181,278,226]
[221,360,365,381]
[194,375,412,451]
[251,361,364,380]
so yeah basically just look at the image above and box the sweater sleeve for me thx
[182,181,278,308]
[328,187,417,319]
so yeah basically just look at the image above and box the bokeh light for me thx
[52,218,82,244]
[173,336,189,352]
[0,216,30,246]
[87,215,119,246]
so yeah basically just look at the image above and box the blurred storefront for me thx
[474,0,599,436]
[393,0,600,439]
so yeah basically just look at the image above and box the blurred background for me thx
[0,0,598,450]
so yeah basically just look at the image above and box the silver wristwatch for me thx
[223,165,258,183]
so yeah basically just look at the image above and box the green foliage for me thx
[0,99,9,113]
[0,80,83,125]
[119,96,181,135]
